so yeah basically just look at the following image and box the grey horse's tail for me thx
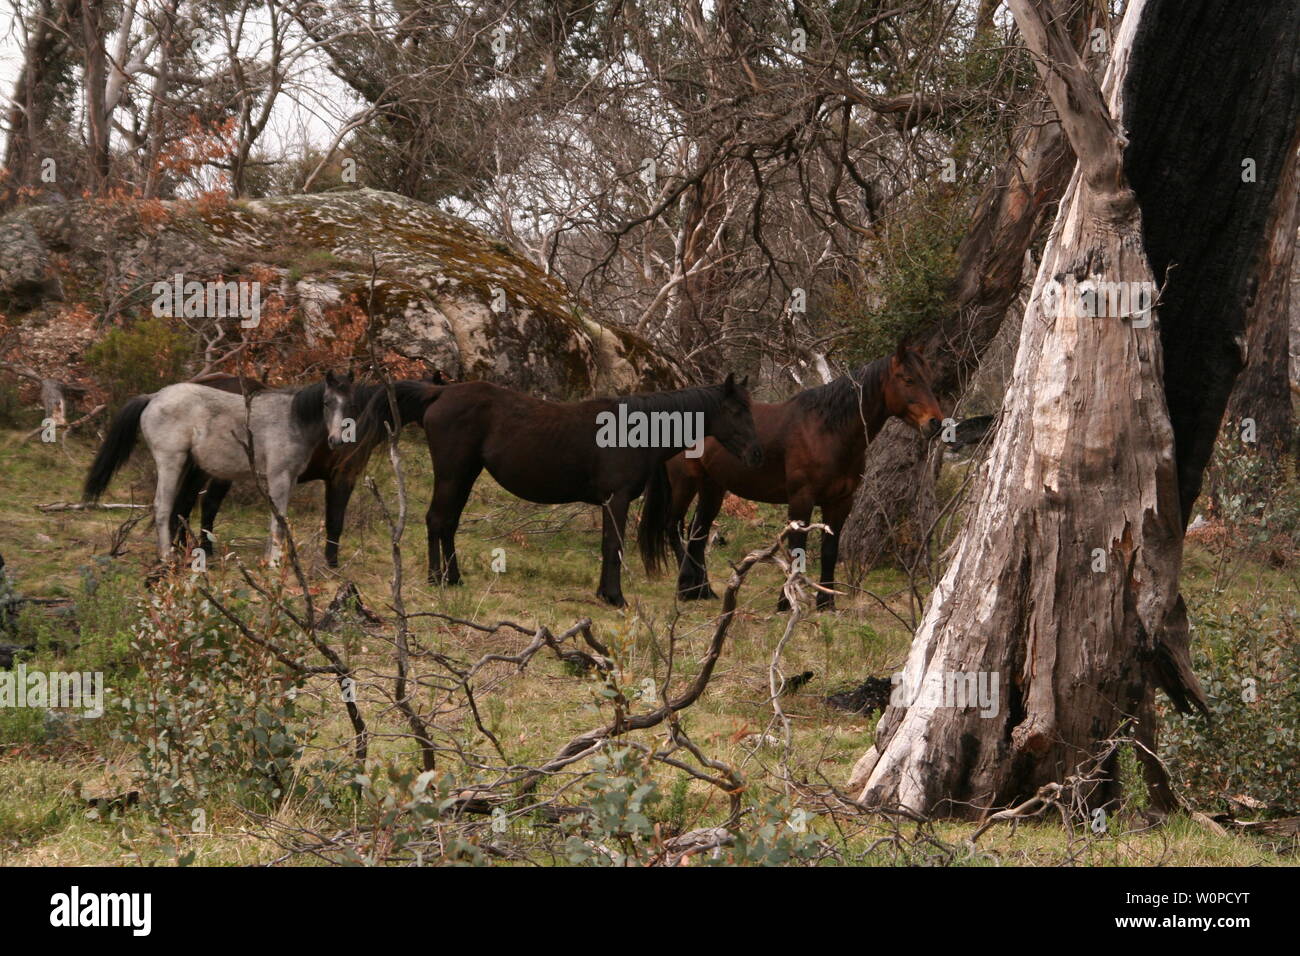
[83,394,151,501]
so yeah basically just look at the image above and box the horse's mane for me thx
[288,381,328,428]
[790,350,927,430]
[619,382,733,415]
[287,381,404,429]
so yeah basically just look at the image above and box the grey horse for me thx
[83,371,359,564]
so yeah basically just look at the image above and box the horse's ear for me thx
[344,369,355,384]
[324,369,340,388]
[723,372,737,394]
[739,374,750,389]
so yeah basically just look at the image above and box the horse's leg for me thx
[170,462,207,553]
[427,459,482,585]
[152,452,188,562]
[265,470,295,567]
[777,489,817,612]
[678,480,724,600]
[665,470,696,571]
[323,478,356,568]
[200,480,232,556]
[597,491,633,607]
[816,497,853,611]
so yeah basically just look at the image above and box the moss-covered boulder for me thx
[2,189,677,395]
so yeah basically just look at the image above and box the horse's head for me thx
[711,373,764,467]
[323,370,357,449]
[882,344,943,438]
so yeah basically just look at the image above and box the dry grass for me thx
[0,427,1293,865]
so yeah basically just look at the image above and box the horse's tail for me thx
[83,394,151,501]
[638,461,673,576]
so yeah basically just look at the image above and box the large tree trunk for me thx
[1218,146,1300,469]
[1,0,81,206]
[850,0,1300,817]
[841,43,1083,573]
[80,0,111,192]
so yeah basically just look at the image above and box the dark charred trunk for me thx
[1214,144,1300,489]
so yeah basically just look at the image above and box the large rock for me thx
[2,189,677,395]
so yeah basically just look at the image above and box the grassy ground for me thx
[0,425,1295,865]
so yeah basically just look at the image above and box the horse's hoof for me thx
[816,593,836,611]
[776,596,792,613]
[597,591,627,608]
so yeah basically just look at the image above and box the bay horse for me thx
[172,371,445,566]
[83,371,361,564]
[383,374,762,606]
[656,344,943,609]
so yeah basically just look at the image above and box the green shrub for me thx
[110,574,313,825]
[564,748,661,866]
[0,377,32,428]
[833,188,969,363]
[1162,597,1300,814]
[83,316,194,408]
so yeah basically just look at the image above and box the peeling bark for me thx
[853,0,1300,817]
[842,74,1077,572]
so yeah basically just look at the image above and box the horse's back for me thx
[140,383,294,480]
[425,381,603,502]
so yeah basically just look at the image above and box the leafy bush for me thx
[110,575,313,826]
[1202,420,1300,550]
[1162,597,1300,814]
[83,316,194,409]
[833,187,969,363]
[564,748,661,866]
[0,377,32,428]
[713,795,822,866]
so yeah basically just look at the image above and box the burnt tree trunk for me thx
[850,0,1300,817]
[1217,145,1300,473]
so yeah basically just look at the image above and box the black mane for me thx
[289,381,328,428]
[619,382,731,416]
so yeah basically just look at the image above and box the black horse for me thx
[379,375,763,606]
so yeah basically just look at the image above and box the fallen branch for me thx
[37,500,147,512]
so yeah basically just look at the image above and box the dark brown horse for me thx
[654,344,943,609]
[382,375,762,606]
[172,371,444,565]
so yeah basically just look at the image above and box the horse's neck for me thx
[854,368,891,443]
[277,390,327,445]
